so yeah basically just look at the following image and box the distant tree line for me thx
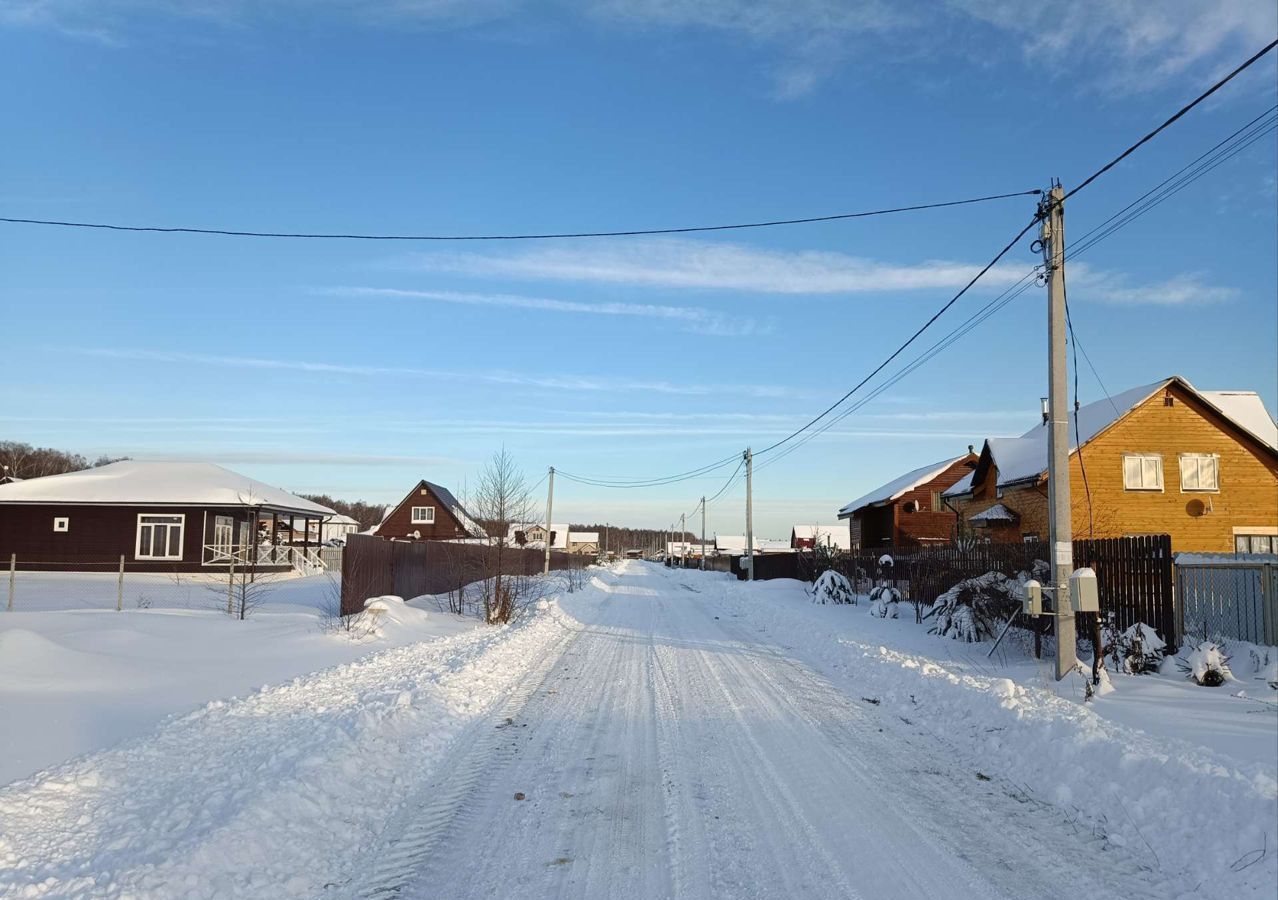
[569,523,693,554]
[0,441,127,480]
[297,494,387,530]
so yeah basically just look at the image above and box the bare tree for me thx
[470,448,537,624]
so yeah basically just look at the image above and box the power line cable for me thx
[1064,37,1277,201]
[0,190,1041,242]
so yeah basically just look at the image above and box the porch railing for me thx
[203,544,326,575]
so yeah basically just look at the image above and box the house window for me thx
[1236,534,1277,555]
[930,491,943,512]
[212,515,234,559]
[1179,454,1219,492]
[137,514,184,560]
[410,506,435,524]
[53,517,69,532]
[1122,453,1163,491]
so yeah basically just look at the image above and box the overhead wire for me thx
[0,190,1042,242]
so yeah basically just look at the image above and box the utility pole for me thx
[543,466,555,575]
[744,447,754,582]
[1041,184,1076,680]
[680,513,686,567]
[700,496,706,571]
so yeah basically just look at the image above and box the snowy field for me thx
[0,573,478,786]
[0,562,1274,898]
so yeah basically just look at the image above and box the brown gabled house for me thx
[837,452,978,550]
[943,377,1278,554]
[373,480,487,542]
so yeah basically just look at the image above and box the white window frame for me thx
[1179,453,1220,492]
[410,506,435,524]
[136,513,185,560]
[1122,453,1164,492]
[53,516,69,532]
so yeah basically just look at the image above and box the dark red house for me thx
[373,480,487,542]
[837,452,978,549]
[0,460,335,572]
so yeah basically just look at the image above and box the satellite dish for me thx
[411,530,422,539]
[1185,499,1206,518]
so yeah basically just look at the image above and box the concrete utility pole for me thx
[744,447,754,582]
[1041,184,1076,680]
[700,497,706,571]
[543,466,555,575]
[680,513,687,567]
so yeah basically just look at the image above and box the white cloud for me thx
[1072,270,1238,306]
[325,285,765,336]
[66,347,801,397]
[410,238,1030,294]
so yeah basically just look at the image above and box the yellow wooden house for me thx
[944,376,1278,554]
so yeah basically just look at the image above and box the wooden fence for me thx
[730,535,1177,649]
[340,533,575,616]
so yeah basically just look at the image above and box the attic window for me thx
[1164,392,1175,407]
[1179,454,1219,492]
[411,506,435,524]
[1122,453,1164,491]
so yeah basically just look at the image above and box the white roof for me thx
[569,532,599,543]
[792,525,851,550]
[326,513,360,526]
[839,456,967,516]
[969,502,1018,523]
[508,523,570,550]
[946,377,1277,496]
[0,460,334,515]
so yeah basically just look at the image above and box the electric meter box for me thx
[1069,568,1099,613]
[1022,579,1043,616]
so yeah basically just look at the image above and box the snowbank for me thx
[0,591,599,898]
[707,576,1278,898]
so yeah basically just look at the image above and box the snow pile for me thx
[811,570,854,605]
[0,592,597,898]
[719,579,1278,897]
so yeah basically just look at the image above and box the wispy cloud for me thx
[1073,271,1238,306]
[65,347,802,398]
[409,238,1029,295]
[324,285,766,336]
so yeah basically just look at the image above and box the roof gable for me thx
[839,455,971,517]
[382,480,487,539]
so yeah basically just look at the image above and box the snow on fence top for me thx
[0,460,334,515]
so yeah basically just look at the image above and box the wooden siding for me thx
[955,382,1278,553]
[0,504,293,572]
[851,454,977,548]
[374,482,472,542]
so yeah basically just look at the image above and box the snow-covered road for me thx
[363,563,1163,900]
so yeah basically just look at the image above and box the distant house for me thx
[283,513,361,545]
[713,535,791,556]
[666,540,713,560]
[0,460,334,572]
[791,524,851,551]
[944,376,1278,554]
[508,523,569,550]
[567,532,600,556]
[837,453,978,550]
[373,480,487,542]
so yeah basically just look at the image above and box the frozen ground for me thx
[1,562,1273,898]
[0,573,477,786]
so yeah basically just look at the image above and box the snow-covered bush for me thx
[811,569,855,605]
[868,585,900,618]
[1176,640,1234,687]
[929,571,1022,642]
[1104,622,1166,674]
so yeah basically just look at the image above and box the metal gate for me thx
[1176,559,1277,646]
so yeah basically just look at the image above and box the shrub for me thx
[868,585,900,618]
[1104,622,1166,674]
[1176,641,1233,687]
[812,569,855,605]
[930,571,1024,642]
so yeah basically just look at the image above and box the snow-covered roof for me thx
[946,377,1277,496]
[968,503,1019,524]
[421,480,487,539]
[839,456,968,517]
[569,532,599,544]
[792,525,851,550]
[0,461,334,516]
[508,523,569,550]
[326,513,360,526]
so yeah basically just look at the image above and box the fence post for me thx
[7,553,14,612]
[117,555,125,611]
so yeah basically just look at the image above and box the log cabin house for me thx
[837,453,979,550]
[373,480,487,542]
[943,376,1278,554]
[0,460,335,573]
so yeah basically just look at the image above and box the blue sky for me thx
[2,1,1275,537]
